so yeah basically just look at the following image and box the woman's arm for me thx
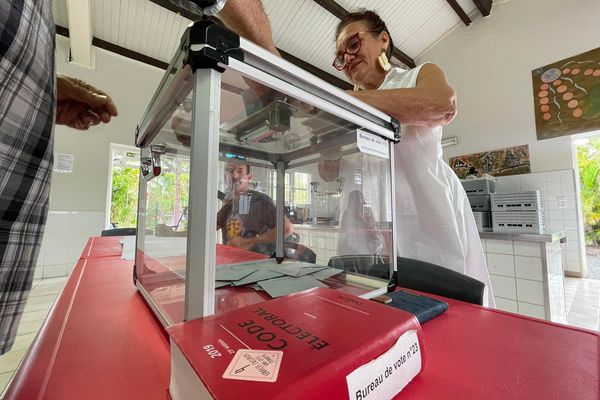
[350,63,457,127]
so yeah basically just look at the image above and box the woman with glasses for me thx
[334,10,494,307]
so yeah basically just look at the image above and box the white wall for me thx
[418,0,600,171]
[416,0,600,276]
[51,36,163,211]
[35,37,164,279]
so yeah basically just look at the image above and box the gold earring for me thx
[378,50,391,72]
[353,84,360,91]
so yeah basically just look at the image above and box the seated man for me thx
[217,161,293,255]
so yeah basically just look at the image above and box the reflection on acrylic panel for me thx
[449,145,531,179]
[532,46,600,140]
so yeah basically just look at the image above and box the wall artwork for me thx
[449,145,531,179]
[532,47,600,140]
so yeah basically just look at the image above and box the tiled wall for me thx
[484,238,566,322]
[494,169,585,276]
[293,226,339,266]
[34,211,105,279]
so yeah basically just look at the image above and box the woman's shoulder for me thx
[380,63,432,90]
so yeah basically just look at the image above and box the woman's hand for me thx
[56,76,118,130]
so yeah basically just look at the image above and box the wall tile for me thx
[562,209,577,220]
[516,279,544,305]
[495,297,518,313]
[507,177,521,192]
[514,256,543,281]
[532,181,547,193]
[486,239,513,255]
[490,275,517,300]
[44,264,68,278]
[518,302,546,320]
[34,266,44,280]
[546,179,561,192]
[559,170,574,180]
[495,179,509,193]
[566,250,580,262]
[560,177,574,191]
[520,175,533,191]
[44,234,71,266]
[513,241,542,257]
[566,260,580,272]
[486,253,515,277]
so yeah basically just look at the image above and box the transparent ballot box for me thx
[134,20,401,326]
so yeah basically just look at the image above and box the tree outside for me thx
[110,166,139,227]
[577,138,600,246]
[109,146,190,231]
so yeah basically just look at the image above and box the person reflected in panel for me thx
[338,190,384,273]
[217,161,293,255]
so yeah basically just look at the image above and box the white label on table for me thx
[346,330,421,400]
[356,129,389,159]
[54,153,74,173]
[223,349,283,383]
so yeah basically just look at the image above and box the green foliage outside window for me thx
[578,138,600,245]
[146,172,190,229]
[110,167,139,228]
[110,166,190,230]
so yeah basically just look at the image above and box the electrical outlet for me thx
[557,196,568,209]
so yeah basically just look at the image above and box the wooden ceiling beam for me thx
[445,0,472,26]
[56,17,352,91]
[65,0,93,66]
[312,0,416,69]
[473,0,493,17]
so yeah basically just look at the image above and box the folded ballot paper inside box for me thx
[167,288,425,400]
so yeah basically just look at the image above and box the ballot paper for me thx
[232,269,286,286]
[309,267,344,281]
[257,275,328,298]
[215,259,335,298]
[268,262,327,277]
[215,266,257,281]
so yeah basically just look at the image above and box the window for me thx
[107,145,140,228]
[270,171,311,205]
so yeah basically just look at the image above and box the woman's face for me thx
[335,21,389,85]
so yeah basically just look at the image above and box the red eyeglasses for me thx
[333,31,379,71]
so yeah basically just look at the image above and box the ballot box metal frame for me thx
[134,19,401,325]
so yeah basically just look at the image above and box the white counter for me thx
[480,231,566,323]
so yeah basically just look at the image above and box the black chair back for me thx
[101,227,136,237]
[327,255,391,279]
[394,257,485,305]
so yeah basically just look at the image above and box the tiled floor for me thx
[0,276,68,397]
[564,277,600,331]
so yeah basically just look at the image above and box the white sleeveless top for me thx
[380,65,495,307]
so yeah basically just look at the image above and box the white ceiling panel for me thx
[53,0,490,81]
[52,0,68,27]
[263,0,347,81]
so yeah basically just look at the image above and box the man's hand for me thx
[228,235,254,250]
[56,75,118,130]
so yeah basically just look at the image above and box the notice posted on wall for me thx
[54,153,74,174]
[356,129,389,159]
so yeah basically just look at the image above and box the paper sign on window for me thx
[356,130,389,159]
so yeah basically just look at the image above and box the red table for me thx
[5,237,599,399]
[80,236,124,259]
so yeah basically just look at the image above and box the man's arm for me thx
[228,216,294,250]
[218,0,280,56]
[350,63,456,127]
